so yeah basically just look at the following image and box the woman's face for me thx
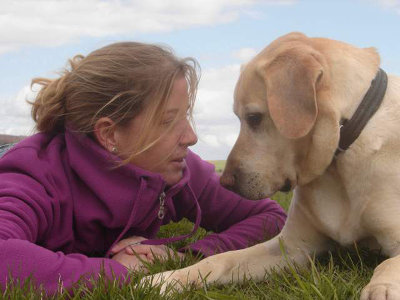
[115,76,198,186]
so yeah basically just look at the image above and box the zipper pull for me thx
[158,191,166,219]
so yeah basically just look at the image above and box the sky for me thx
[1,0,400,160]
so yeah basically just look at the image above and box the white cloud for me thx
[0,85,36,136]
[367,0,400,12]
[375,0,400,7]
[0,0,295,55]
[195,64,240,121]
[190,63,242,159]
[201,134,221,147]
[232,47,258,62]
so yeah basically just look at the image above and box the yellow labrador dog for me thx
[150,32,400,299]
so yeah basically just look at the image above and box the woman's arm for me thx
[188,173,286,256]
[181,152,287,256]
[0,238,128,294]
[0,171,128,294]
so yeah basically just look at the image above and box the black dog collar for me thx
[335,68,388,156]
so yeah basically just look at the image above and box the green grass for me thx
[209,160,226,174]
[1,162,384,299]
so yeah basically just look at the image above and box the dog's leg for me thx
[148,237,286,292]
[360,233,400,299]
[147,203,330,293]
[361,255,400,300]
[358,198,400,300]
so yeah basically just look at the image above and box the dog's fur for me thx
[150,32,400,299]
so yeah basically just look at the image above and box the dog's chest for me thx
[300,173,368,246]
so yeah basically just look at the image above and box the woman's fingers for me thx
[110,236,146,255]
[111,236,185,264]
[125,244,170,260]
[111,251,150,273]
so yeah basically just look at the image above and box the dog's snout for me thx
[220,173,235,190]
[279,178,292,193]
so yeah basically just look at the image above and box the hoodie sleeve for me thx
[0,238,128,293]
[181,152,287,256]
[0,149,128,294]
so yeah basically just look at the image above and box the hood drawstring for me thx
[141,184,201,246]
[105,177,147,258]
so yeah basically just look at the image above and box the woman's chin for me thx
[163,170,183,186]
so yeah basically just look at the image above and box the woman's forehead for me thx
[164,78,189,110]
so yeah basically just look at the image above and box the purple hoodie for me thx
[0,129,286,293]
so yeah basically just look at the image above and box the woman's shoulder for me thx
[0,132,67,174]
[3,132,63,153]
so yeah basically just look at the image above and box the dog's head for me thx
[220,32,344,200]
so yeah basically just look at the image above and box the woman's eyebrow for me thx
[164,109,179,115]
[164,105,190,115]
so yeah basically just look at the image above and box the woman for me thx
[0,42,286,293]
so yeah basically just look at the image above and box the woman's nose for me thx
[180,121,198,147]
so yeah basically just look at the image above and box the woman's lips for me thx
[170,157,185,168]
[172,158,184,162]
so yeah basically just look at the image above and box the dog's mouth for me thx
[279,178,294,193]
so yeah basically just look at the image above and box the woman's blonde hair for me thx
[30,42,199,162]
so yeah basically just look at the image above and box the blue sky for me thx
[1,0,399,159]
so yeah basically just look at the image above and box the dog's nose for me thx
[220,173,235,190]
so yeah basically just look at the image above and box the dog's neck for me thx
[335,68,388,155]
[324,45,381,120]
[298,42,382,185]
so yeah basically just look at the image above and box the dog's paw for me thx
[361,282,400,300]
[140,270,185,295]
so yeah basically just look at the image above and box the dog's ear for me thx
[260,51,323,139]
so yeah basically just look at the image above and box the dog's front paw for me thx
[140,270,178,294]
[361,282,400,300]
[141,269,198,295]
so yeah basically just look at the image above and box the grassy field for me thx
[209,160,226,174]
[2,162,384,299]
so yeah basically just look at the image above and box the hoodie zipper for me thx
[158,191,166,219]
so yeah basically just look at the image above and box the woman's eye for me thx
[162,119,174,126]
[246,113,263,128]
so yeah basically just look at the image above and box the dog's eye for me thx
[246,113,263,128]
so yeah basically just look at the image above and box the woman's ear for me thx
[94,117,117,152]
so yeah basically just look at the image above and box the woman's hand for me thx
[110,236,185,271]
[111,250,151,273]
[110,236,147,255]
